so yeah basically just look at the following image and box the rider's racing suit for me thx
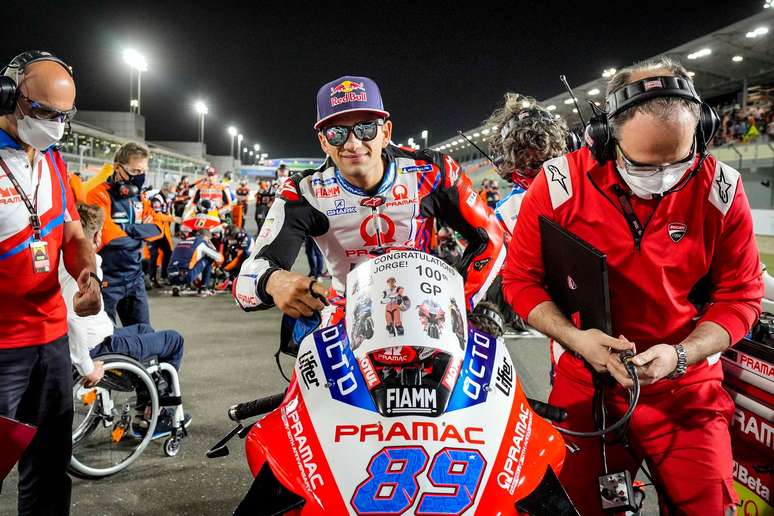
[234,145,505,312]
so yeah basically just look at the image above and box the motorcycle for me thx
[208,250,578,515]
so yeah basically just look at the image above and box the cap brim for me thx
[314,108,390,129]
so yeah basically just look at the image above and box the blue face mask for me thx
[129,174,146,189]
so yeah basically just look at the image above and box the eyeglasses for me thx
[321,119,384,147]
[17,94,77,123]
[616,141,696,177]
[117,163,147,176]
[514,161,544,178]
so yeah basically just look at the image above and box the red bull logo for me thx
[330,80,368,107]
[330,80,365,95]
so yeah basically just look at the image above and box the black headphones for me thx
[0,51,74,116]
[584,75,720,165]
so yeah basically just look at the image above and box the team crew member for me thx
[482,93,577,332]
[168,228,224,296]
[502,58,763,515]
[173,176,190,235]
[219,224,252,289]
[253,179,275,233]
[235,179,250,228]
[235,75,504,318]
[0,50,100,515]
[147,181,175,287]
[87,142,161,325]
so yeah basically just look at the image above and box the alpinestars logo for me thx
[547,164,568,194]
[668,223,687,243]
[715,168,732,204]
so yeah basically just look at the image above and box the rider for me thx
[502,58,763,515]
[381,277,409,336]
[234,75,504,318]
[190,166,232,216]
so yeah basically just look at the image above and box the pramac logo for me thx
[360,213,396,246]
[392,184,409,200]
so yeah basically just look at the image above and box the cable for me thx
[555,350,640,438]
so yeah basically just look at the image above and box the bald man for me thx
[0,52,100,515]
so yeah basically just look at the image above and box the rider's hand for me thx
[629,343,679,386]
[266,270,327,318]
[83,361,105,388]
[73,270,102,317]
[567,329,634,374]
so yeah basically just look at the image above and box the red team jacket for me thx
[0,143,79,348]
[502,147,763,390]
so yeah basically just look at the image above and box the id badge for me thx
[30,240,50,273]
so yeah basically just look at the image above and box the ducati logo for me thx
[668,223,687,243]
[360,213,396,246]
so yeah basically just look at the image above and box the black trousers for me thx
[148,238,173,281]
[0,335,73,516]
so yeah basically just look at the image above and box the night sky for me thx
[2,1,763,158]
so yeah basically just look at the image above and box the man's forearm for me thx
[527,300,583,351]
[680,321,731,366]
[62,234,96,279]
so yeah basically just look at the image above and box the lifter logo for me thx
[667,222,687,243]
[298,351,320,389]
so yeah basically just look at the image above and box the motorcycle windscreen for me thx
[345,250,468,362]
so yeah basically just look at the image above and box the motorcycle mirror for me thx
[206,444,230,459]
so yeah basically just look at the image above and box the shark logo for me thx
[547,164,568,194]
[715,168,732,204]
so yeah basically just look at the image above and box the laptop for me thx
[539,216,612,335]
[0,416,36,480]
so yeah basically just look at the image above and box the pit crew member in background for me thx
[87,142,161,326]
[502,57,763,515]
[173,176,190,235]
[235,75,504,318]
[217,224,252,290]
[168,228,224,297]
[147,180,175,288]
[235,179,250,228]
[253,179,275,234]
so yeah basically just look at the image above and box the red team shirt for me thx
[0,134,78,348]
[502,146,763,389]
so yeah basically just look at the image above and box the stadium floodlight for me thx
[227,126,238,158]
[473,132,480,137]
[602,67,617,78]
[249,150,254,156]
[421,129,429,147]
[687,48,711,60]
[261,153,268,159]
[732,55,744,62]
[243,148,248,153]
[587,88,600,96]
[194,101,208,143]
[765,0,773,8]
[546,104,557,111]
[572,108,578,113]
[123,49,148,72]
[122,49,148,115]
[407,137,415,147]
[254,143,260,152]
[481,128,490,135]
[563,98,574,105]
[746,26,769,38]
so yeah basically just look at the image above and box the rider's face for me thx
[318,111,392,184]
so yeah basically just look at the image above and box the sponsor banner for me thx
[345,251,467,360]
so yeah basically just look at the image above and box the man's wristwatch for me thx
[666,344,687,379]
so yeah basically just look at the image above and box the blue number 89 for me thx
[417,448,486,515]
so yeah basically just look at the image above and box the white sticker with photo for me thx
[345,251,468,360]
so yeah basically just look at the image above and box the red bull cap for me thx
[315,75,390,129]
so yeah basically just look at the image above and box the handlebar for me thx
[527,398,567,423]
[228,392,286,422]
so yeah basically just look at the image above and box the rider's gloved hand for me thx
[266,270,328,318]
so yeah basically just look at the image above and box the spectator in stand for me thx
[0,50,100,516]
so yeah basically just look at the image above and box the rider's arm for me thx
[424,154,506,311]
[694,180,763,351]
[234,178,328,311]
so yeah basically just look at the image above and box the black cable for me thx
[556,351,640,438]
[274,350,291,383]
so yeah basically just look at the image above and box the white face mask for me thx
[615,163,691,198]
[16,116,65,151]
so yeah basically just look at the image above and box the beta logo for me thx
[385,388,437,415]
[667,222,687,243]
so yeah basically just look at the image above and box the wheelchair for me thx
[69,353,188,479]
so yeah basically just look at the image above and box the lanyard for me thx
[0,155,45,240]
[611,184,660,251]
